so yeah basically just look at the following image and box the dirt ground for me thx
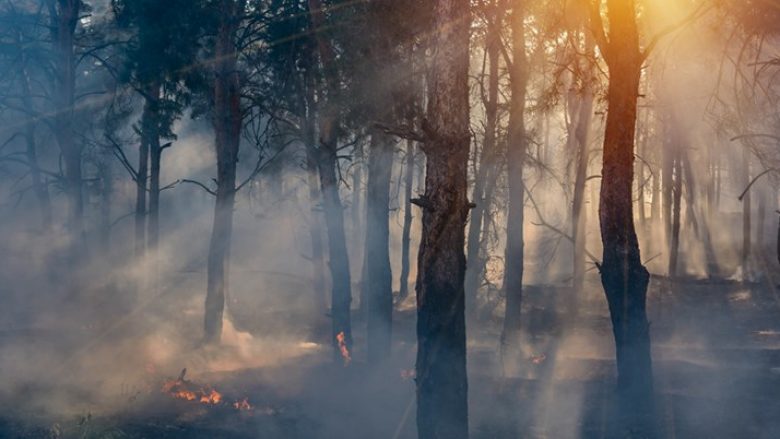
[1,271,780,439]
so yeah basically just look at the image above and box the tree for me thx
[501,0,529,351]
[414,0,471,436]
[203,0,243,343]
[307,0,354,357]
[465,0,503,316]
[589,0,654,430]
[112,0,205,286]
[48,0,84,247]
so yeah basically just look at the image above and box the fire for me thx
[336,331,351,366]
[160,368,246,409]
[233,397,252,410]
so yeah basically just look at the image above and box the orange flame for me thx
[336,331,351,366]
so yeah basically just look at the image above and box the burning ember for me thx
[161,368,250,411]
[336,331,351,366]
[233,397,252,411]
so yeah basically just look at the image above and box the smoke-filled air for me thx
[1,0,779,438]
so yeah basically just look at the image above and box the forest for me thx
[0,0,779,438]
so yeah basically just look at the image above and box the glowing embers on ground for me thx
[336,331,351,366]
[161,368,252,411]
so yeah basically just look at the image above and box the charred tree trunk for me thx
[204,1,241,343]
[50,0,83,244]
[364,132,394,363]
[465,8,501,316]
[591,0,654,428]
[415,0,470,437]
[501,3,528,350]
[398,139,415,303]
[308,0,353,357]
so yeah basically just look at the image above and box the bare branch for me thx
[180,179,217,196]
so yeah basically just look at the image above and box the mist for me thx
[1,0,780,438]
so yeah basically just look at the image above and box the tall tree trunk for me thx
[135,127,149,274]
[50,0,83,244]
[398,140,415,302]
[144,82,162,290]
[204,0,241,343]
[308,0,353,357]
[742,149,751,277]
[306,151,327,310]
[304,84,327,311]
[415,0,470,436]
[19,53,52,229]
[365,132,394,363]
[662,114,674,245]
[669,151,682,278]
[571,37,594,294]
[465,7,501,316]
[592,0,654,427]
[637,117,646,228]
[501,2,528,350]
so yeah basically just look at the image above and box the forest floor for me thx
[1,270,780,438]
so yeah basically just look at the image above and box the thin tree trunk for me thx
[637,115,646,228]
[571,36,594,294]
[19,54,52,229]
[415,0,470,436]
[364,132,394,363]
[50,0,83,245]
[304,84,327,311]
[204,0,241,343]
[135,127,149,274]
[742,149,751,277]
[465,7,501,316]
[592,0,654,429]
[669,151,682,278]
[145,82,162,290]
[501,2,528,350]
[662,115,674,245]
[308,0,353,357]
[398,140,415,302]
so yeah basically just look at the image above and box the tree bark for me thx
[308,0,354,357]
[501,2,528,350]
[592,0,654,429]
[204,0,241,343]
[415,0,470,437]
